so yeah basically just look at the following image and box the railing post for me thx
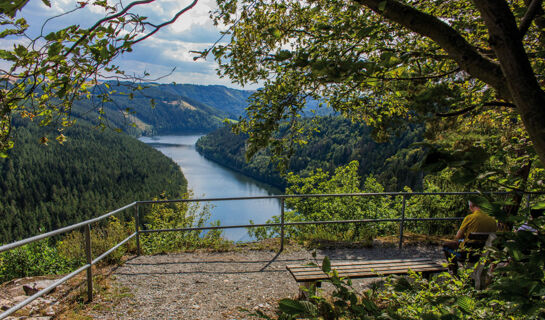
[280,198,285,252]
[135,203,141,256]
[399,194,407,249]
[84,224,93,302]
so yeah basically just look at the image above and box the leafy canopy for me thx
[0,0,198,157]
[208,0,545,170]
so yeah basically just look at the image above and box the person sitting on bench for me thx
[443,200,497,274]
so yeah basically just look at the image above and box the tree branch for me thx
[130,0,198,45]
[482,101,516,108]
[519,0,542,37]
[372,67,460,81]
[353,0,511,99]
[64,0,156,57]
[435,106,476,117]
[436,100,517,117]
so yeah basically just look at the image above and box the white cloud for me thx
[10,0,236,88]
[116,59,260,90]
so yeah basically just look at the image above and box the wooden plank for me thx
[287,259,446,282]
[294,270,443,281]
[290,264,444,277]
[287,260,439,273]
[286,258,432,270]
[290,263,445,278]
[293,266,446,281]
[293,265,446,281]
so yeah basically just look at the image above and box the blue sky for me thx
[8,0,258,89]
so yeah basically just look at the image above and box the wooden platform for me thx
[286,257,446,283]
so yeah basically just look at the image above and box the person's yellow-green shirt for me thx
[458,209,497,246]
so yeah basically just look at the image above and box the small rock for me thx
[0,298,11,311]
[192,304,200,309]
[23,285,39,296]
[6,285,25,297]
[12,295,28,304]
[23,280,56,296]
[44,306,55,316]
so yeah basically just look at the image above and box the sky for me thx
[9,0,257,89]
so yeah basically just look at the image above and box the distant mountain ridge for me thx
[72,83,254,136]
[158,84,254,117]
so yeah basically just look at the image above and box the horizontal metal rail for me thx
[135,191,533,204]
[139,217,465,234]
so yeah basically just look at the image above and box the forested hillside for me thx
[158,84,253,118]
[72,83,254,136]
[196,116,424,190]
[0,118,187,243]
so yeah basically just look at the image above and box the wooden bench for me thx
[286,257,446,297]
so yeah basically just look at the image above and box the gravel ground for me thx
[87,243,444,320]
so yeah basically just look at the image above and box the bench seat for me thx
[286,257,446,283]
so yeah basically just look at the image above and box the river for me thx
[139,135,282,241]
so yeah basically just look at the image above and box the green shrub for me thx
[381,269,521,319]
[248,161,446,244]
[255,256,535,320]
[0,239,75,283]
[141,196,230,254]
[57,216,135,265]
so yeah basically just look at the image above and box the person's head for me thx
[468,200,479,212]
[530,208,544,220]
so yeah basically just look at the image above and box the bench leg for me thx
[298,281,320,300]
[471,262,489,290]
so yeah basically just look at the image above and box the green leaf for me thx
[41,0,51,7]
[361,298,378,312]
[275,50,292,61]
[278,299,306,315]
[456,296,475,314]
[44,32,57,41]
[378,1,387,11]
[451,168,476,185]
[47,42,62,57]
[322,256,331,273]
[268,28,282,39]
[0,49,17,61]
[299,300,318,315]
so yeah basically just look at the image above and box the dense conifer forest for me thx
[0,118,186,243]
[196,116,425,191]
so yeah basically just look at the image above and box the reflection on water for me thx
[139,135,282,241]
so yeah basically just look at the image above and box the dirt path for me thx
[84,244,443,319]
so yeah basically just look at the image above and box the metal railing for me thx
[0,191,538,319]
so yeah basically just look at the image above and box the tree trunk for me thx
[355,0,545,166]
[473,0,545,168]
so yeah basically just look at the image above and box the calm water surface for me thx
[139,135,282,241]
